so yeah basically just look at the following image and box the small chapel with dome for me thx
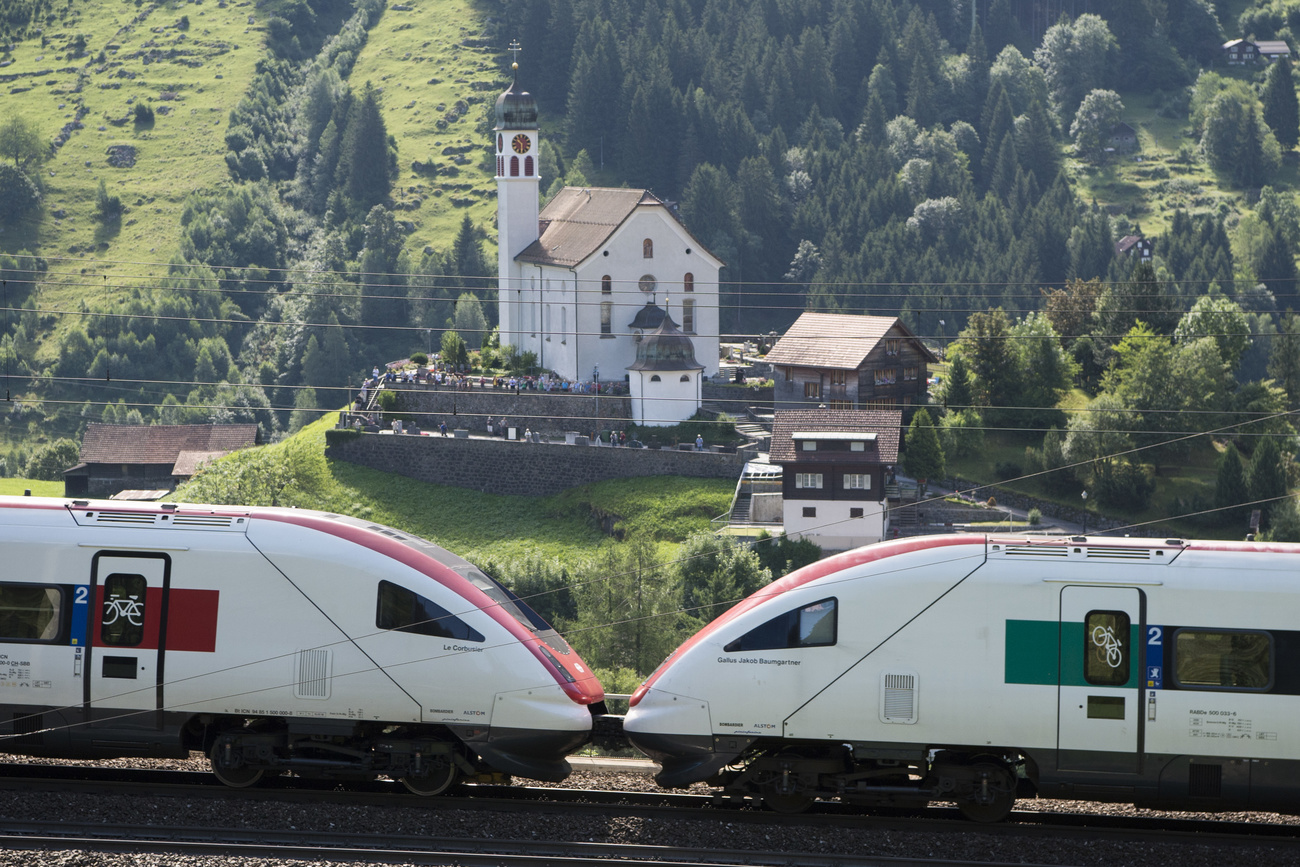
[492,53,722,426]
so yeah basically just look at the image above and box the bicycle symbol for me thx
[103,594,143,627]
[1091,625,1123,668]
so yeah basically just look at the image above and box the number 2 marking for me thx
[1148,626,1163,645]
[74,586,88,604]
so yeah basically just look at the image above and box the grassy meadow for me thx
[4,0,505,362]
[346,0,500,257]
[5,0,266,304]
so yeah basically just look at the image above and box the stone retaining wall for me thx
[327,431,751,497]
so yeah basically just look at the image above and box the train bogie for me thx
[0,497,603,791]
[624,535,1300,820]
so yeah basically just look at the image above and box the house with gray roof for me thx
[764,312,937,413]
[63,423,260,499]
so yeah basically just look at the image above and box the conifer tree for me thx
[940,352,974,411]
[903,408,946,495]
[1262,58,1299,151]
[1247,435,1288,527]
[1268,310,1300,409]
[1215,443,1249,526]
[337,83,393,215]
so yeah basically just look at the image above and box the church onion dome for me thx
[494,80,537,130]
[627,301,667,331]
[627,312,705,372]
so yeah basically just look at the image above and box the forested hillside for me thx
[1,0,1299,532]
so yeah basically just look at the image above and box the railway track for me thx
[0,762,1298,865]
[0,820,1068,867]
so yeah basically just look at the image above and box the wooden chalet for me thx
[764,312,937,413]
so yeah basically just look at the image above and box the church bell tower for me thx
[494,41,540,349]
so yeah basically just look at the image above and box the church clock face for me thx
[511,134,530,154]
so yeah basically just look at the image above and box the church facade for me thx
[492,72,722,408]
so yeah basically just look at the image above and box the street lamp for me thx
[1081,490,1088,535]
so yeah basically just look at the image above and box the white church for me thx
[492,62,722,426]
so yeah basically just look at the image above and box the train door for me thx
[86,552,170,730]
[1057,586,1143,774]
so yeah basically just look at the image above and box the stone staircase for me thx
[730,491,753,524]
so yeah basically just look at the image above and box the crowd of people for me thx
[349,360,710,452]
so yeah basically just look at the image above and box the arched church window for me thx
[561,307,567,344]
[650,375,661,382]
[525,155,534,176]
[601,276,612,335]
[680,374,690,382]
[684,272,694,292]
[643,239,653,258]
[510,156,519,177]
[682,298,695,333]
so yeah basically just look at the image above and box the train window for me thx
[0,584,62,642]
[1084,610,1130,687]
[376,580,484,642]
[101,573,146,647]
[456,567,573,654]
[723,598,837,652]
[1173,629,1272,690]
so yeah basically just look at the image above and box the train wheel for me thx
[957,762,1015,823]
[763,789,815,813]
[401,757,459,796]
[760,750,816,813]
[209,742,264,789]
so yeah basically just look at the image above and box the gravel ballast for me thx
[0,755,1297,866]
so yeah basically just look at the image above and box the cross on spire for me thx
[508,39,521,82]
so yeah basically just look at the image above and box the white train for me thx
[0,496,603,793]
[624,534,1300,820]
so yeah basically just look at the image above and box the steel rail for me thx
[0,821,1053,867]
[0,764,1298,851]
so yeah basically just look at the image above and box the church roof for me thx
[764,312,936,369]
[516,188,672,267]
[494,79,537,130]
[628,301,667,330]
[626,312,704,371]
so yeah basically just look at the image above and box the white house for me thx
[770,409,902,551]
[492,69,721,404]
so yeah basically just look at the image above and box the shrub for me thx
[132,102,155,125]
[325,427,361,445]
[409,352,428,366]
[0,165,40,225]
[1092,461,1155,511]
[94,179,123,222]
[1028,507,1041,525]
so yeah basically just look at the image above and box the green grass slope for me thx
[3,0,265,292]
[346,0,499,257]
[172,414,735,563]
